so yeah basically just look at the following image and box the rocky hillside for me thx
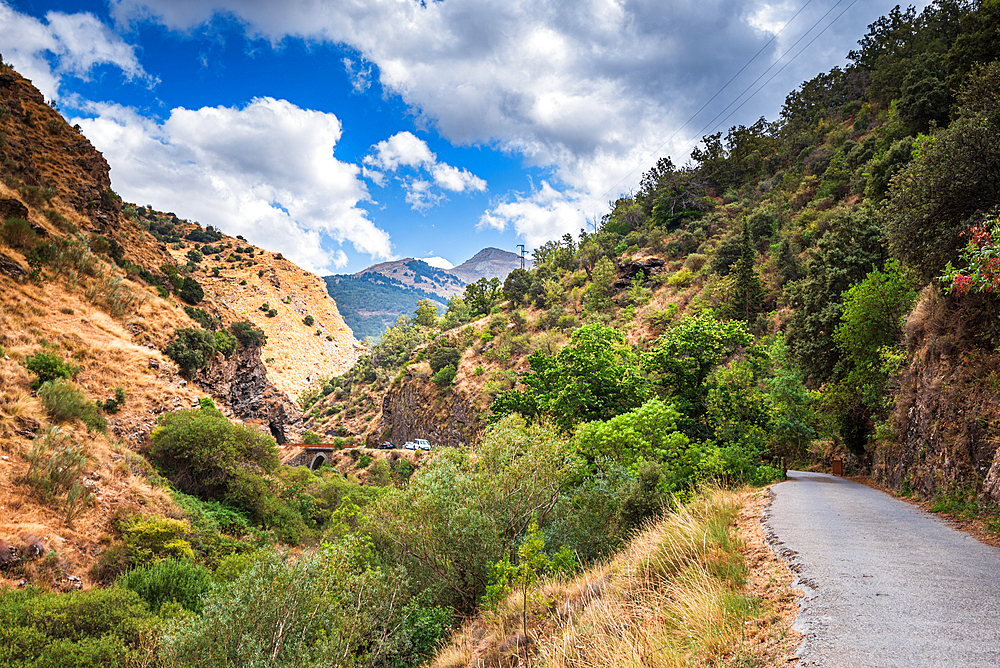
[0,59,359,580]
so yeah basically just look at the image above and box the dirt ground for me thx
[736,487,804,666]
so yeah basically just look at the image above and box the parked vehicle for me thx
[414,439,431,451]
[403,441,417,450]
[379,441,395,449]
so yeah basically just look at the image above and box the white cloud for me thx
[364,131,486,211]
[0,1,154,101]
[420,256,455,270]
[106,0,924,245]
[74,97,392,274]
[479,181,588,249]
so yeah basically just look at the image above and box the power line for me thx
[578,0,855,215]
[704,0,862,136]
[689,0,857,142]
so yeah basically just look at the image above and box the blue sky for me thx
[1,0,928,274]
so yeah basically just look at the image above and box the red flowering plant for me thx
[941,210,1000,296]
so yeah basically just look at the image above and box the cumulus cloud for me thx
[364,131,486,211]
[479,181,588,249]
[0,1,154,101]
[74,97,391,273]
[105,0,922,243]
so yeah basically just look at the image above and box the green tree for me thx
[502,268,533,306]
[463,277,503,316]
[498,323,648,430]
[785,207,886,383]
[642,311,753,436]
[585,257,616,312]
[179,277,204,305]
[573,399,690,471]
[365,415,579,612]
[164,328,218,375]
[725,222,765,323]
[150,404,279,519]
[834,260,917,415]
[413,299,439,328]
[882,62,1000,283]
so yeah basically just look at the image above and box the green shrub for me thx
[429,345,460,373]
[213,330,237,358]
[179,277,204,305]
[117,558,212,614]
[38,380,106,433]
[164,328,217,375]
[119,514,194,564]
[183,306,213,329]
[151,405,279,521]
[355,454,373,469]
[303,314,314,326]
[0,587,155,668]
[1,217,36,249]
[302,430,322,445]
[229,320,266,348]
[432,364,457,387]
[23,351,78,389]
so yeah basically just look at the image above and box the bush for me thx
[429,345,460,373]
[303,314,314,326]
[0,587,155,668]
[302,430,322,445]
[164,328,217,375]
[1,217,36,249]
[213,330,237,358]
[38,380,106,433]
[150,405,279,521]
[22,351,78,389]
[119,514,194,564]
[183,306,214,329]
[432,364,457,387]
[179,277,204,305]
[229,320,266,348]
[117,559,212,614]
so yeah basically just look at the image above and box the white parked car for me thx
[403,441,417,450]
[414,439,431,451]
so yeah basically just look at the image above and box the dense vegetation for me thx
[5,2,1000,666]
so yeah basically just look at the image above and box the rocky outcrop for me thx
[0,252,26,279]
[612,255,666,290]
[876,288,1000,501]
[198,343,302,444]
[370,367,481,448]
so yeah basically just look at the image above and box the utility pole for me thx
[517,244,527,269]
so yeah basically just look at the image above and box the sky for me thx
[0,0,929,275]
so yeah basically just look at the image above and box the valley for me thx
[3,2,1000,666]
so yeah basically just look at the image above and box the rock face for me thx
[371,367,481,448]
[198,343,302,444]
[876,288,1000,502]
[612,255,666,290]
[0,63,118,228]
[0,252,26,279]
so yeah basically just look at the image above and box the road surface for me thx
[766,470,1000,667]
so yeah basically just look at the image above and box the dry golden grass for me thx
[431,487,802,668]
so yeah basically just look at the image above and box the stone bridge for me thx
[284,445,341,470]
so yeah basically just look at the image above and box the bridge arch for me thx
[309,453,328,470]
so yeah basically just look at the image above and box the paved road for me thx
[766,470,1000,667]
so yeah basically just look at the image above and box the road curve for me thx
[766,470,1000,667]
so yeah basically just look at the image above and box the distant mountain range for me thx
[324,247,526,340]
